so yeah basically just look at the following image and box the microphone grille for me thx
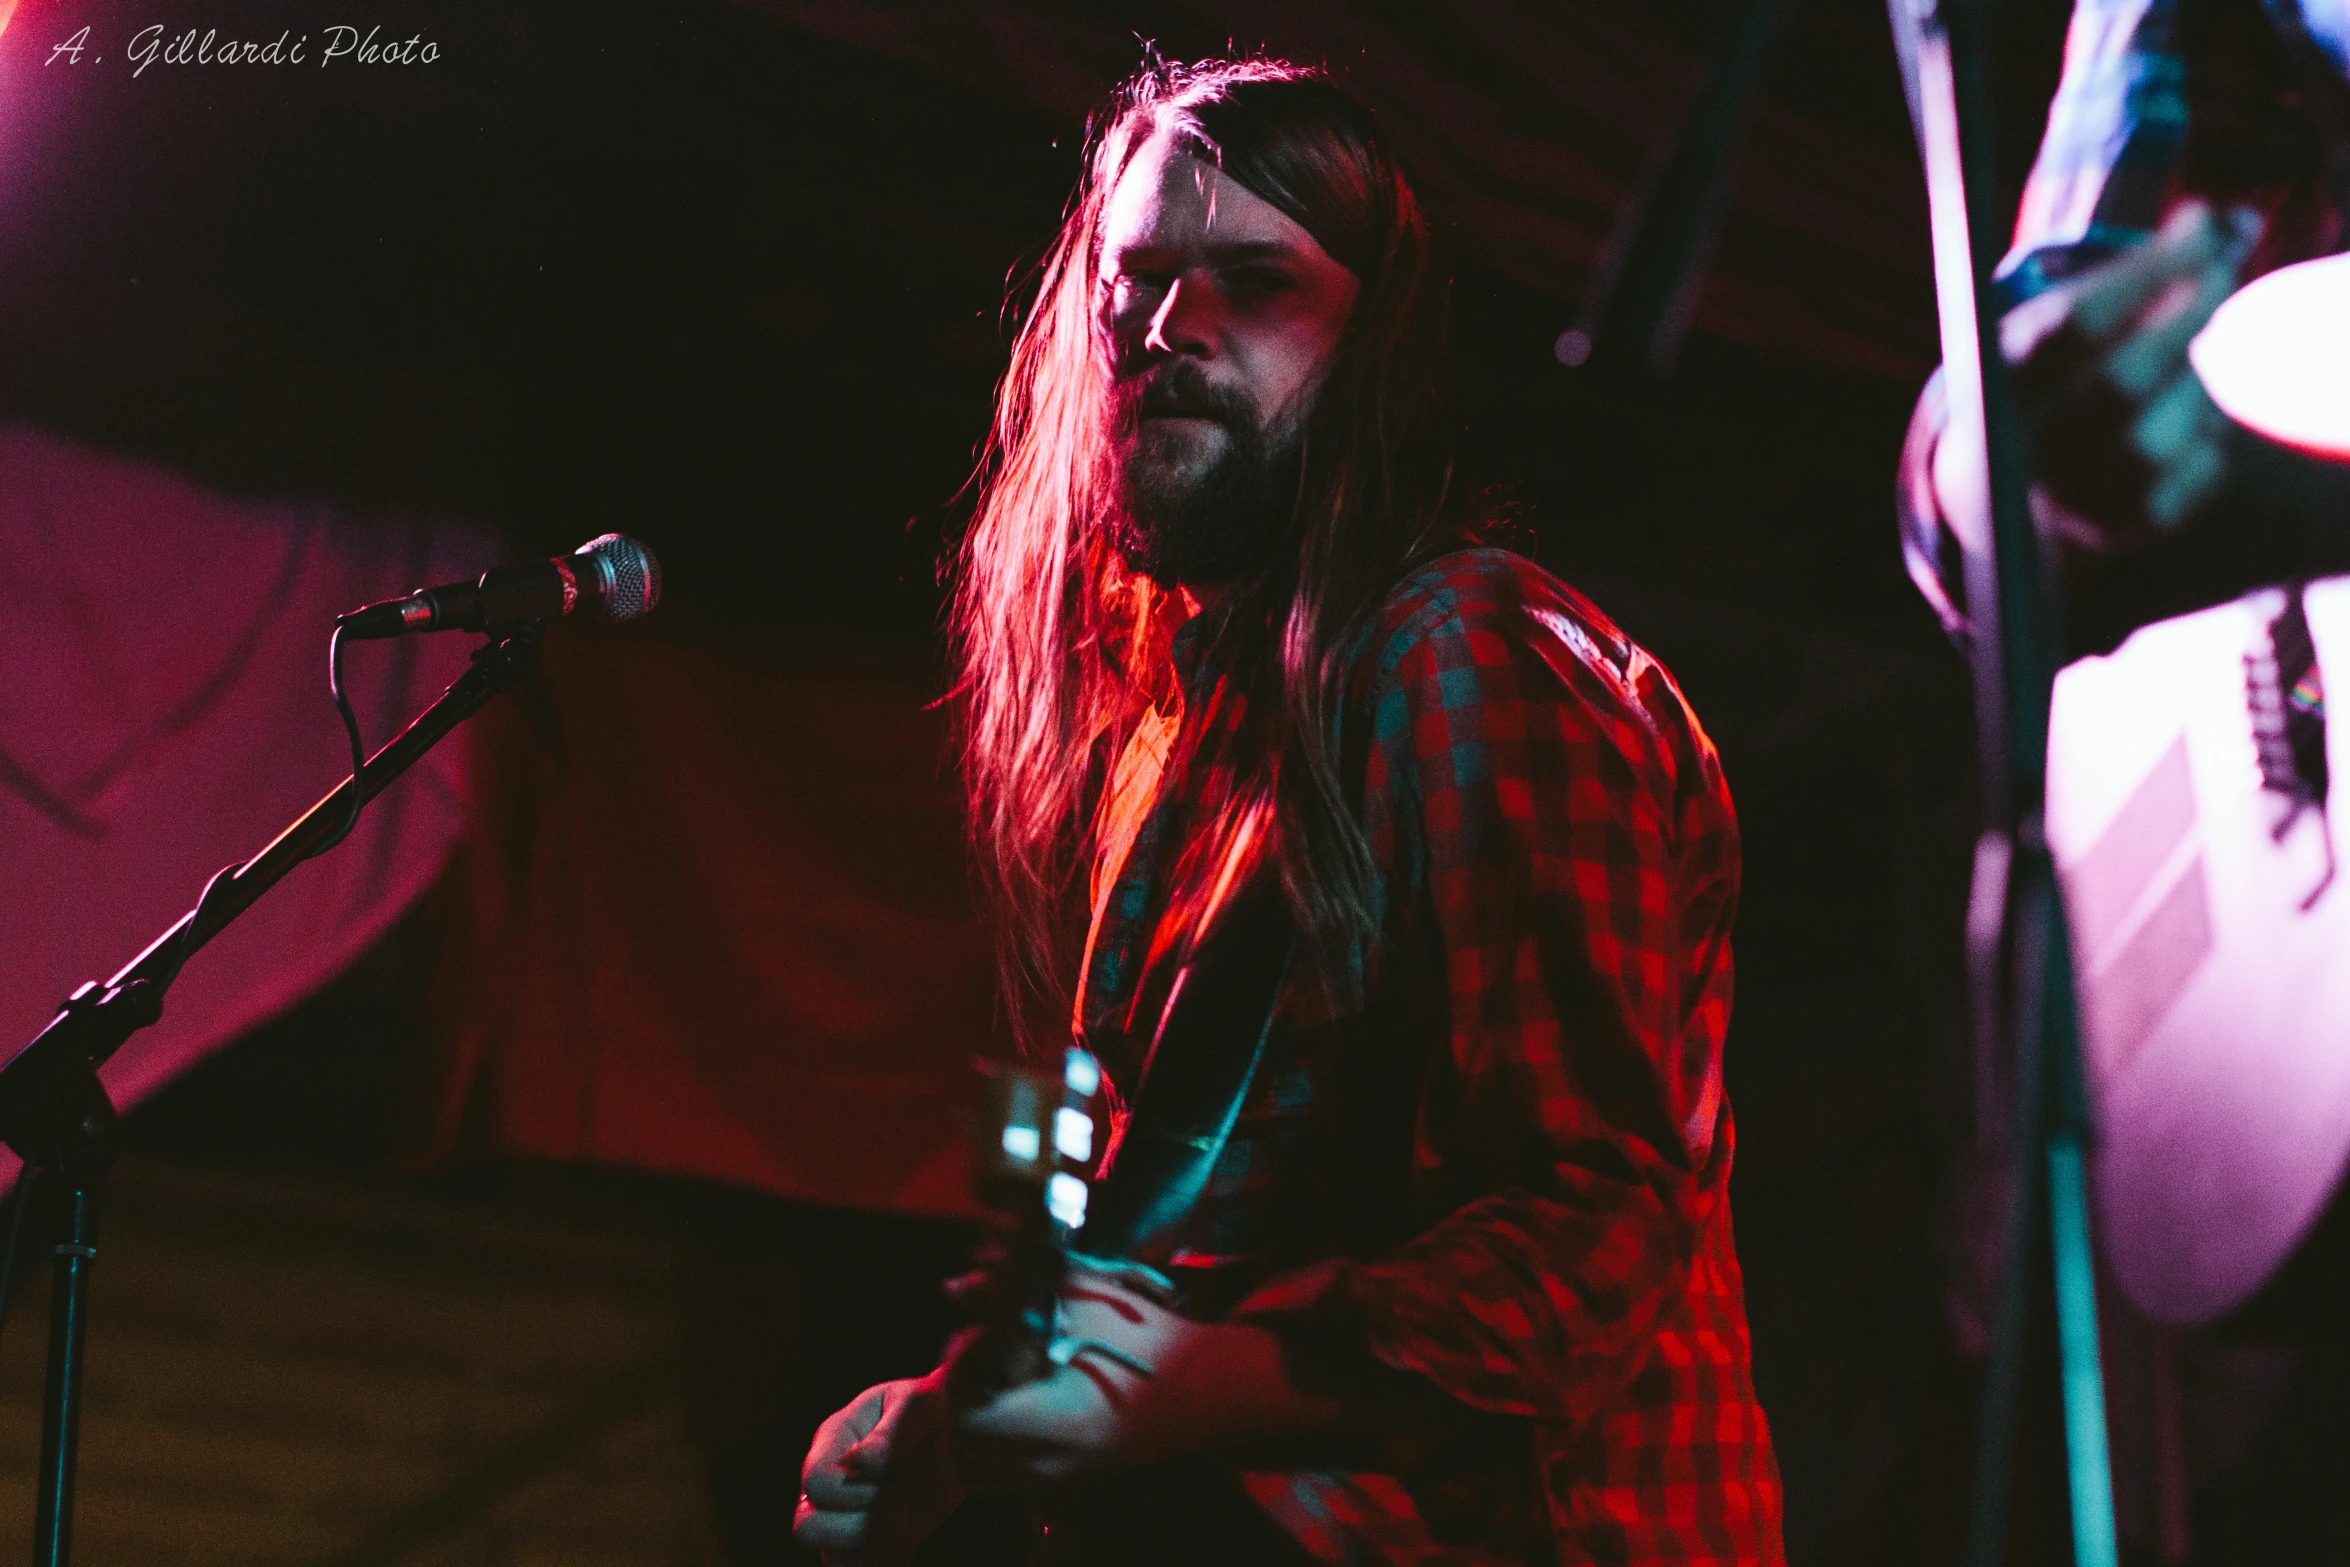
[576,534,662,624]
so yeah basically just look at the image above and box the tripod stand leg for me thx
[34,1175,98,1567]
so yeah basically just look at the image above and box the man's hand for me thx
[791,1277,1197,1560]
[1997,200,2263,545]
[794,1373,966,1567]
[798,1268,1370,1553]
[950,1264,1375,1491]
[948,1268,1199,1493]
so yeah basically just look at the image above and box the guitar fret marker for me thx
[1048,1172,1090,1229]
[1055,1107,1095,1162]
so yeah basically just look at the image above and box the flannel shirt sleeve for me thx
[1998,0,2184,297]
[1237,555,1742,1420]
[1227,555,1780,1563]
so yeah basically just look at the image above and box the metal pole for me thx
[33,1178,98,1567]
[1891,0,2119,1560]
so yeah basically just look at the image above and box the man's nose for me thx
[1143,274,1217,358]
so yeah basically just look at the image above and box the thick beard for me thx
[1101,370,1301,587]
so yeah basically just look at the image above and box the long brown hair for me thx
[952,56,1470,1052]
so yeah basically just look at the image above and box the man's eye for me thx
[1224,268,1296,300]
[1113,271,1172,298]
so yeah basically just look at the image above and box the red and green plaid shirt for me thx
[1075,548,1784,1564]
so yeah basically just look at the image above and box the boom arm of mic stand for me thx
[0,623,544,1164]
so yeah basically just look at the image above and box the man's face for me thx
[1095,128,1360,585]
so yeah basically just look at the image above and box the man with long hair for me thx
[796,56,1783,1565]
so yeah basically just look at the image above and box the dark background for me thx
[2,1,2343,1562]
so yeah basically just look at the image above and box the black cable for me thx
[168,862,244,987]
[169,626,367,974]
[309,622,368,861]
[144,624,371,993]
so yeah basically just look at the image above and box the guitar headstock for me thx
[956,1045,1105,1397]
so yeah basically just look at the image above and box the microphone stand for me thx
[0,620,545,1567]
[1891,1,2119,1562]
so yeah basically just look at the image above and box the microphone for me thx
[338,533,661,639]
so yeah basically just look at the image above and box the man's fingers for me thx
[793,1496,871,1556]
[856,1375,948,1473]
[2128,371,2231,531]
[802,1378,927,1526]
[2010,202,2259,391]
[803,1384,892,1489]
[2147,433,2227,530]
[795,1373,965,1564]
[2067,201,2232,342]
[2130,370,2215,467]
[2004,203,2220,368]
[954,1432,1080,1495]
[794,1498,919,1567]
[1060,1278,1152,1326]
[950,1384,1087,1493]
[2108,245,2250,398]
[804,1459,880,1512]
[805,1379,933,1504]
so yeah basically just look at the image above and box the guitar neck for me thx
[955,1045,1103,1404]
